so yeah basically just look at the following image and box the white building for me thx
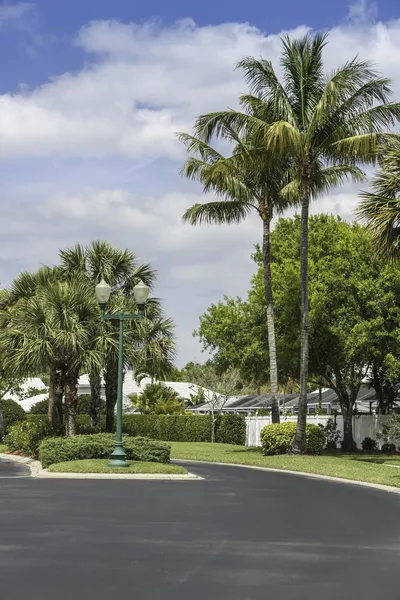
[77,371,208,412]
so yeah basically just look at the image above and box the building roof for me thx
[77,372,211,407]
[17,393,48,412]
[3,377,47,402]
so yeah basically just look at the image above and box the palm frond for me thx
[237,57,296,124]
[356,191,400,261]
[182,201,254,225]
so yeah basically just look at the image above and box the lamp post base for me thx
[108,443,129,468]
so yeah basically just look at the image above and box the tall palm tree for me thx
[356,138,400,260]
[0,275,101,435]
[177,124,292,423]
[59,240,158,430]
[190,34,400,451]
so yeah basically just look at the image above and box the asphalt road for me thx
[0,459,399,600]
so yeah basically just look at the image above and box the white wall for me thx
[245,414,392,448]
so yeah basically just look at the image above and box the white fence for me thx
[245,414,392,448]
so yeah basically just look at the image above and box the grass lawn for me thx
[0,444,8,453]
[47,459,188,475]
[170,442,400,488]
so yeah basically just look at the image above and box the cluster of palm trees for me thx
[178,33,400,452]
[0,241,176,435]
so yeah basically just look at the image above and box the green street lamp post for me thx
[95,278,149,467]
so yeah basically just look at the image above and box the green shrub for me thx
[4,419,55,458]
[0,399,26,438]
[39,433,171,468]
[29,398,49,414]
[260,421,325,455]
[381,442,397,454]
[76,415,107,434]
[361,436,377,452]
[121,414,245,444]
[26,414,49,425]
[76,394,106,415]
[215,414,246,445]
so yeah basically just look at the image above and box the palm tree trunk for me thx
[89,368,102,428]
[0,404,4,440]
[104,358,118,433]
[48,367,63,428]
[262,213,280,424]
[291,186,311,453]
[64,370,79,436]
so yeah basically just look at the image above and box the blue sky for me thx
[1,0,400,365]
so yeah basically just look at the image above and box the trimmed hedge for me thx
[260,422,325,455]
[121,414,246,445]
[0,399,26,438]
[4,419,55,457]
[39,434,170,468]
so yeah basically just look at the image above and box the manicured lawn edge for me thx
[169,442,400,489]
[47,459,188,474]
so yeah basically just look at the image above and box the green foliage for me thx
[121,414,245,444]
[77,394,106,415]
[76,415,107,434]
[195,299,270,388]
[215,414,246,445]
[38,434,171,468]
[29,395,106,418]
[4,419,55,457]
[361,437,378,452]
[381,442,397,454]
[322,418,342,450]
[26,414,48,424]
[0,399,26,437]
[356,138,400,260]
[130,383,184,415]
[29,399,49,414]
[377,414,400,446]
[260,422,325,455]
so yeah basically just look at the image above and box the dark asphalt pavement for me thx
[0,459,399,600]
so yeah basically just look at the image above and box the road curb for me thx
[0,453,202,480]
[173,458,400,495]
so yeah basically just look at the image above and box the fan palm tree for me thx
[59,240,158,430]
[190,33,400,451]
[0,275,101,435]
[130,382,183,415]
[356,138,400,260]
[177,125,293,424]
[0,267,65,426]
[134,315,177,384]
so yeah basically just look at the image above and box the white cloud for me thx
[2,5,400,363]
[0,13,400,159]
[0,2,34,25]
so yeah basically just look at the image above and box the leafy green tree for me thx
[268,215,400,449]
[356,138,400,260]
[192,34,400,451]
[59,240,158,431]
[194,296,270,392]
